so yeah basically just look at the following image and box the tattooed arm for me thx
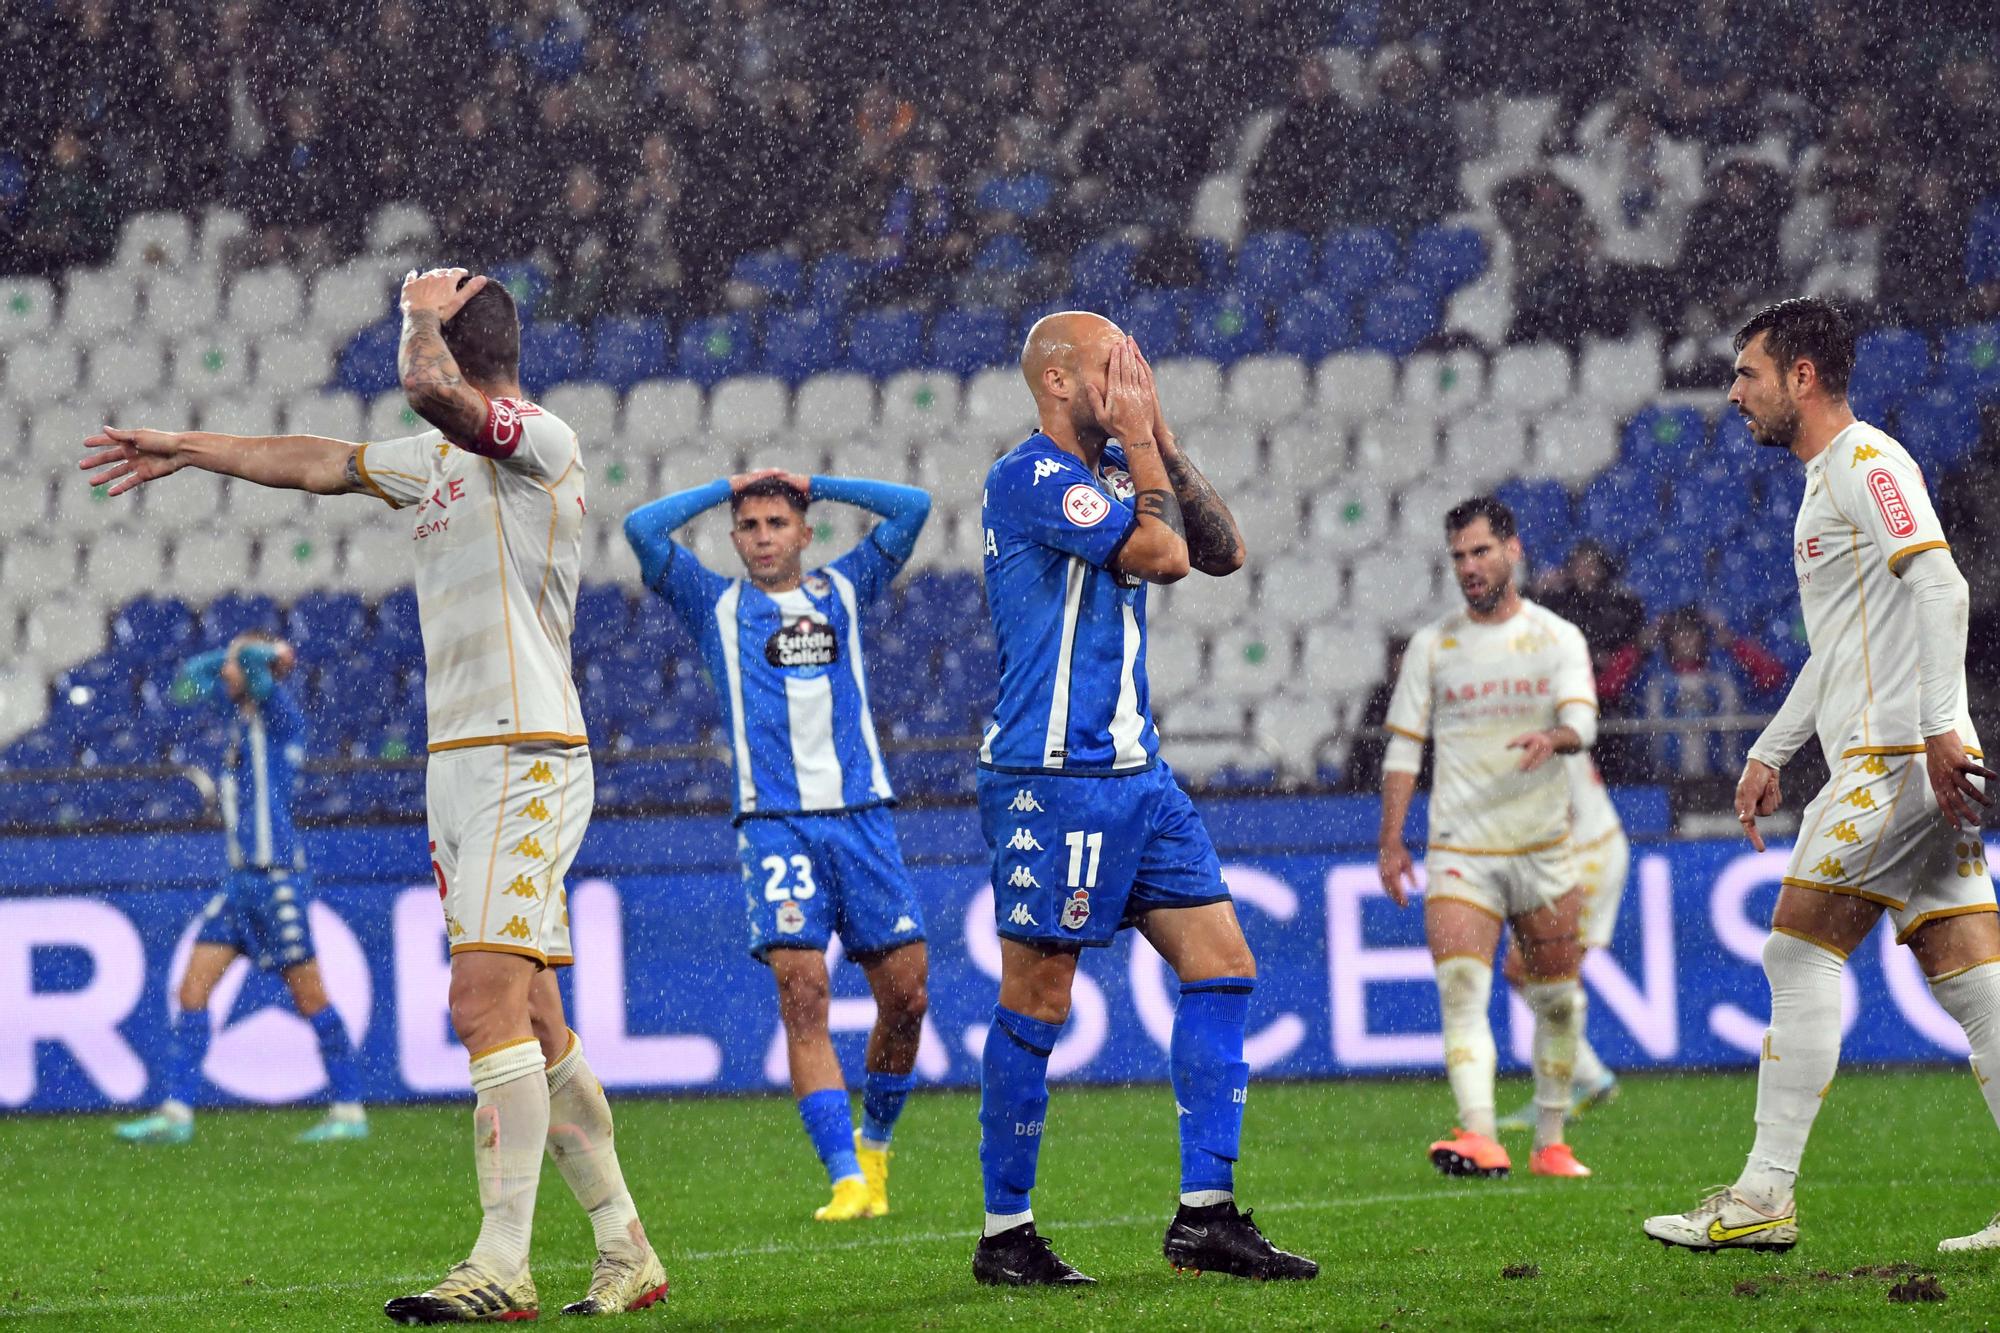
[398,267,491,443]
[1158,430,1246,576]
[1091,338,1190,584]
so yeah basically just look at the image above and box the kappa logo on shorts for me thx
[1858,754,1890,776]
[1032,458,1064,485]
[1842,788,1878,812]
[444,913,466,938]
[1008,866,1041,889]
[1828,820,1861,845]
[499,916,533,940]
[513,835,546,860]
[1009,789,1044,813]
[1008,903,1038,927]
[526,760,555,784]
[1007,827,1044,852]
[1060,889,1091,931]
[503,874,539,899]
[1063,483,1112,528]
[776,900,806,934]
[520,797,550,821]
[1810,854,1848,881]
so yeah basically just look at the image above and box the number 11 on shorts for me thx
[1065,830,1102,889]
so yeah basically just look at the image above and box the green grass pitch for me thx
[6,1070,2000,1330]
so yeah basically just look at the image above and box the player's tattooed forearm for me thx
[343,450,363,493]
[1136,487,1186,538]
[398,310,485,438]
[1162,446,1246,570]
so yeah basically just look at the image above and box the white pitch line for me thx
[3,1182,1604,1320]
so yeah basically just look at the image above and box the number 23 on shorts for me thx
[762,853,817,901]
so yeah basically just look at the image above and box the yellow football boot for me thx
[813,1174,880,1222]
[854,1132,893,1217]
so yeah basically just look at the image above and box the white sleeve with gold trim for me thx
[354,430,442,510]
[1826,426,1949,578]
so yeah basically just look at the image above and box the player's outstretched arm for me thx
[622,476,744,590]
[1094,337,1190,583]
[81,427,362,497]
[398,267,492,445]
[811,475,932,562]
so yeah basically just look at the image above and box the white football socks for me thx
[984,1209,1033,1237]
[1436,956,1498,1140]
[1520,977,1581,1150]
[467,1039,551,1276]
[1735,930,1846,1213]
[1930,959,2000,1132]
[545,1031,646,1257]
[1570,985,1610,1090]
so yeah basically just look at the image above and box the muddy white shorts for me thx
[1573,827,1631,949]
[427,741,594,966]
[1426,838,1580,923]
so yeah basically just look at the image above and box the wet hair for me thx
[729,477,809,515]
[1734,297,1853,396]
[442,277,519,385]
[1444,495,1517,541]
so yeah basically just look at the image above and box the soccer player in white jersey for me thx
[1378,496,1600,1181]
[1644,297,2000,1255]
[1497,752,1626,1130]
[79,269,664,1322]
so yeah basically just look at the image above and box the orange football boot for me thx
[1528,1142,1592,1177]
[1428,1127,1511,1179]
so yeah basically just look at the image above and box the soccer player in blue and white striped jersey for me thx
[114,633,367,1145]
[625,467,932,1222]
[971,314,1316,1286]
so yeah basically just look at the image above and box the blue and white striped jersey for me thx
[979,433,1159,775]
[181,647,308,871]
[625,476,930,821]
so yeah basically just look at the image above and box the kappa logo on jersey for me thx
[1032,458,1065,485]
[1007,827,1044,852]
[1010,789,1045,813]
[1008,902,1038,927]
[1063,483,1112,528]
[1851,443,1883,466]
[1867,468,1918,538]
[765,613,840,669]
[803,573,831,597]
[894,914,917,932]
[1008,865,1040,889]
[1060,888,1091,930]
[1102,467,1136,500]
[775,900,806,935]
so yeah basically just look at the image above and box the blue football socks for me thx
[1171,977,1254,1197]
[307,1006,363,1105]
[165,1008,209,1106]
[860,1070,917,1145]
[798,1087,862,1183]
[979,1005,1064,1216]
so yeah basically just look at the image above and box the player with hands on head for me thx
[82,266,665,1324]
[1646,298,2000,1257]
[623,461,934,1224]
[971,312,1312,1288]
[1377,497,1600,1182]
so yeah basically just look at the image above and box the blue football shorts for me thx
[738,806,927,960]
[977,761,1230,949]
[193,867,317,971]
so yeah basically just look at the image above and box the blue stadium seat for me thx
[806,254,867,316]
[1071,238,1138,310]
[111,596,198,662]
[285,591,369,652]
[1234,230,1314,305]
[975,171,1055,218]
[1941,323,2000,405]
[925,306,1012,376]
[588,316,670,391]
[1578,469,1663,554]
[1895,383,1982,470]
[1273,288,1353,361]
[972,234,1035,275]
[759,307,842,385]
[335,318,402,397]
[1967,195,2000,288]
[2,731,66,771]
[676,313,755,388]
[1115,288,1191,358]
[1185,292,1269,364]
[1493,479,1573,553]
[1621,405,1707,474]
[1356,283,1437,356]
[1849,329,1932,417]
[201,592,282,646]
[1671,462,1751,533]
[520,322,586,392]
[488,261,551,322]
[730,249,804,305]
[574,583,632,651]
[1626,531,1705,612]
[1321,227,1401,299]
[1401,224,1488,296]
[1716,528,1794,616]
[847,306,924,378]
[1195,238,1233,287]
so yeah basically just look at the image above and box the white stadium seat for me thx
[707,374,790,446]
[84,335,166,401]
[1441,409,1530,488]
[143,267,222,337]
[62,267,139,340]
[825,435,912,484]
[367,202,435,256]
[542,383,619,444]
[911,444,989,509]
[255,332,334,395]
[1443,275,1512,347]
[225,266,304,337]
[1222,354,1310,427]
[961,366,1027,440]
[1487,341,1573,414]
[7,536,77,595]
[341,535,410,597]
[1157,568,1246,631]
[198,391,281,437]
[1260,554,1345,625]
[1186,420,1262,491]
[307,262,396,341]
[590,449,656,518]
[1187,173,1247,246]
[1266,415,1346,489]
[1347,549,1434,628]
[621,378,703,447]
[286,390,364,442]
[140,467,224,528]
[1229,487,1304,545]
[1577,335,1665,414]
[1314,351,1397,421]
[929,510,987,572]
[116,210,195,269]
[1145,623,1206,703]
[1396,481,1467,546]
[0,276,57,344]
[23,599,106,671]
[1531,406,1622,483]
[366,390,427,441]
[113,393,194,433]
[1151,357,1223,425]
[172,331,249,397]
[1307,483,1390,555]
[1209,622,1296,702]
[169,530,250,601]
[1300,617,1388,697]
[81,530,166,606]
[793,372,876,442]
[195,205,249,269]
[223,477,306,533]
[1352,411,1439,489]
[1254,690,1345,779]
[259,526,340,598]
[28,401,105,459]
[879,370,962,437]
[5,339,81,407]
[1400,348,1485,418]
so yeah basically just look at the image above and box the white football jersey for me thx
[354,396,589,753]
[1566,750,1622,845]
[1789,421,1978,761]
[1386,600,1598,854]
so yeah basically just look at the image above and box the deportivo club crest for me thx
[775,900,806,934]
[1061,889,1090,931]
